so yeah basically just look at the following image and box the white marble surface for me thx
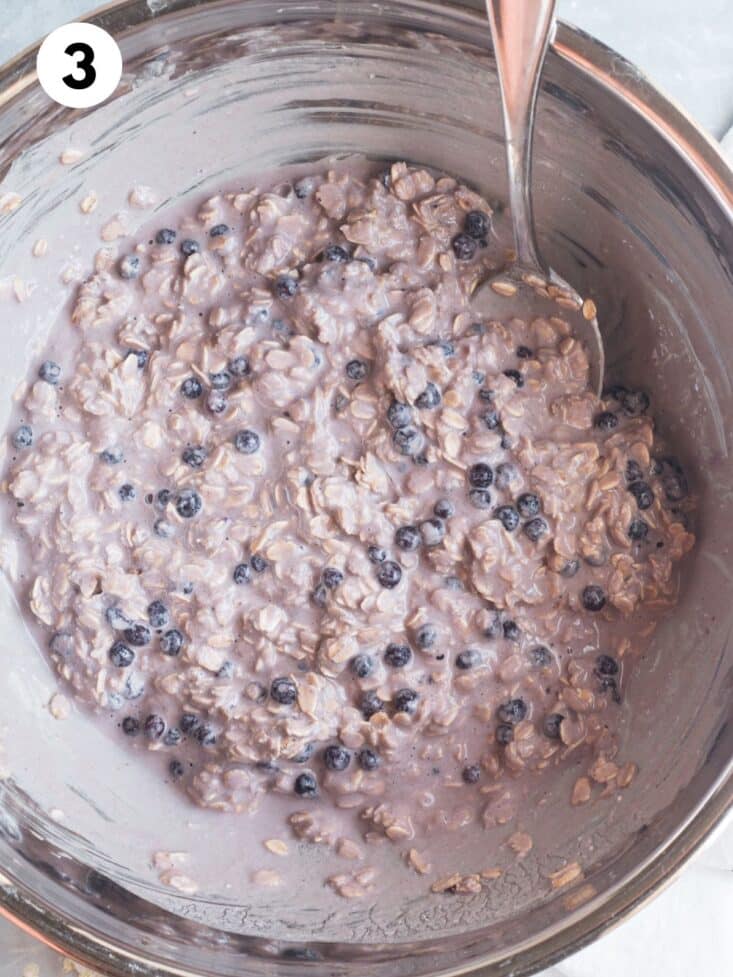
[0,2,731,975]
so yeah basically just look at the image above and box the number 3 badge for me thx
[37,23,122,109]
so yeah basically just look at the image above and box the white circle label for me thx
[36,23,122,109]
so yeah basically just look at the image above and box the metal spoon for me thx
[472,0,604,393]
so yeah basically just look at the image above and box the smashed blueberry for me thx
[274,275,298,298]
[619,389,650,416]
[147,600,170,630]
[626,459,644,485]
[503,368,524,388]
[452,233,477,260]
[180,376,203,399]
[124,623,151,647]
[122,716,140,736]
[464,210,490,240]
[395,525,421,551]
[560,558,580,578]
[469,488,492,509]
[393,688,419,714]
[144,714,166,740]
[543,713,564,739]
[154,518,174,539]
[503,620,521,641]
[169,760,185,779]
[384,643,412,668]
[209,371,231,390]
[494,505,520,532]
[530,645,552,667]
[482,409,501,430]
[523,516,549,542]
[323,745,351,771]
[13,425,33,449]
[516,493,541,518]
[581,585,606,612]
[294,772,318,797]
[415,623,437,649]
[628,518,649,541]
[420,517,446,547]
[483,612,502,639]
[175,489,202,518]
[206,390,228,414]
[293,742,315,763]
[109,641,135,668]
[270,676,298,705]
[322,567,344,589]
[497,698,528,724]
[324,244,350,262]
[106,606,131,630]
[182,445,206,468]
[628,480,654,510]
[596,653,619,676]
[160,629,184,656]
[128,349,149,369]
[495,723,514,745]
[180,238,200,256]
[462,764,481,784]
[468,462,493,488]
[119,255,141,279]
[456,648,480,670]
[360,690,385,718]
[415,382,441,409]
[118,483,136,502]
[345,359,368,380]
[350,654,374,679]
[165,728,182,747]
[594,411,619,431]
[494,462,518,489]
[516,345,533,359]
[377,560,402,589]
[358,748,380,771]
[233,563,252,585]
[100,447,122,464]
[195,724,217,746]
[180,713,201,735]
[312,583,328,608]
[658,458,688,502]
[478,388,495,402]
[38,360,61,385]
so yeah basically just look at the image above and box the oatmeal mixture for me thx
[1,161,694,892]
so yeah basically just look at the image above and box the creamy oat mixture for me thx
[1,161,694,893]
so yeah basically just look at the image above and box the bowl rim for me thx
[0,1,731,975]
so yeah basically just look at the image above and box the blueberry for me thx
[368,545,387,564]
[122,716,140,736]
[483,409,501,430]
[147,600,170,630]
[293,742,315,763]
[180,239,200,256]
[384,643,412,668]
[358,748,380,771]
[497,698,527,724]
[393,688,419,714]
[294,772,318,797]
[100,447,122,464]
[415,382,441,409]
[165,728,182,747]
[124,623,151,647]
[429,339,455,357]
[350,654,374,679]
[483,612,502,639]
[209,223,229,238]
[543,713,564,739]
[500,432,513,450]
[605,384,628,401]
[155,228,177,245]
[495,723,514,745]
[38,360,61,385]
[395,525,421,551]
[270,676,297,705]
[118,483,136,502]
[376,560,402,589]
[169,760,185,779]
[346,359,368,380]
[516,345,533,359]
[494,505,519,532]
[503,620,521,641]
[560,559,580,578]
[468,462,493,488]
[206,390,228,414]
[596,653,619,676]
[433,499,455,519]
[127,349,149,369]
[530,645,552,667]
[216,662,234,680]
[523,517,549,542]
[333,393,348,413]
[175,489,202,518]
[494,463,518,489]
[324,244,350,262]
[416,623,437,649]
[322,567,344,589]
[595,411,618,431]
[195,724,217,746]
[13,425,33,449]
[462,764,481,784]
[154,518,174,539]
[209,371,231,390]
[233,562,252,585]
[628,518,649,541]
[144,714,166,740]
[387,401,412,429]
[180,377,203,399]
[469,488,492,509]
[420,517,446,548]
[294,179,313,198]
[106,606,131,630]
[479,388,495,402]
[464,210,490,240]
[311,583,328,607]
[323,745,351,771]
[658,459,688,501]
[109,641,135,668]
[182,445,206,468]
[626,459,644,485]
[250,553,268,573]
[119,255,141,279]
[360,690,385,718]
[180,713,201,735]
[452,233,477,260]
[629,481,654,510]
[228,355,250,377]
[503,369,524,388]
[234,429,260,454]
[619,389,650,416]
[456,648,480,670]
[275,275,298,298]
[161,629,184,656]
[392,426,423,456]
[582,585,606,612]
[516,493,541,518]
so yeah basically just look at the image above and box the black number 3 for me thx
[62,42,96,90]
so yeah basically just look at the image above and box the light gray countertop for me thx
[0,2,731,976]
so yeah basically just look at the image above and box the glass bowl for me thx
[0,2,730,975]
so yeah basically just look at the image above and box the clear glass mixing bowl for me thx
[0,2,731,975]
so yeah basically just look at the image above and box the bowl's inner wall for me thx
[0,2,731,975]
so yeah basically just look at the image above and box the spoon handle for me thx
[485,0,556,274]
